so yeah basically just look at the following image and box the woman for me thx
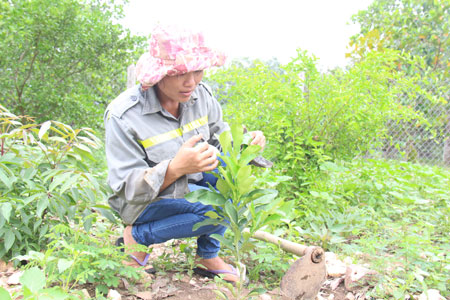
[104,26,265,282]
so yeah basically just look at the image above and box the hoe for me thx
[245,229,327,300]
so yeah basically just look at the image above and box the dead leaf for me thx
[136,291,152,300]
[151,277,169,290]
[330,277,344,290]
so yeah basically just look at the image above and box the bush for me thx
[16,223,142,296]
[0,105,113,261]
[294,159,450,296]
[207,50,425,196]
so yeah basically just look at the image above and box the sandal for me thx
[193,263,248,285]
[115,237,156,274]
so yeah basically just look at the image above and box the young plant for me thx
[15,222,142,296]
[186,124,288,299]
[0,267,79,300]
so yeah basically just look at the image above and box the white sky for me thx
[120,0,374,70]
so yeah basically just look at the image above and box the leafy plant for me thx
[207,50,425,200]
[0,105,113,261]
[186,124,290,299]
[0,267,80,299]
[15,223,142,296]
[300,158,450,297]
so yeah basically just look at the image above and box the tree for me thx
[349,0,450,165]
[349,0,449,72]
[0,0,146,129]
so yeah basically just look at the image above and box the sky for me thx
[120,0,374,70]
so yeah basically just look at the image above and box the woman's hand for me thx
[249,130,266,150]
[169,135,219,178]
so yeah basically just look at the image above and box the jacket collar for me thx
[141,84,200,115]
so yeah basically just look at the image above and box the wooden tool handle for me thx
[244,229,308,257]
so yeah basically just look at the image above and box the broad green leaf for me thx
[219,155,239,178]
[0,287,11,300]
[47,136,68,144]
[247,288,267,296]
[21,167,37,181]
[246,189,278,204]
[192,218,224,231]
[240,144,261,165]
[185,189,227,207]
[74,143,92,153]
[236,165,255,195]
[38,121,51,140]
[0,215,5,229]
[213,290,228,300]
[20,266,46,293]
[217,131,232,155]
[230,124,243,155]
[38,286,70,300]
[59,173,81,194]
[238,178,256,197]
[48,171,73,192]
[57,259,74,274]
[36,197,49,218]
[23,193,46,205]
[4,230,15,252]
[94,207,116,223]
[224,201,238,225]
[0,203,12,222]
[210,233,234,250]
[204,211,220,219]
[0,168,12,190]
[215,178,231,199]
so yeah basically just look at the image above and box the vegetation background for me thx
[0,0,448,299]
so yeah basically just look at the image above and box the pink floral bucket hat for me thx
[136,26,226,88]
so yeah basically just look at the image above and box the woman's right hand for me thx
[169,134,219,177]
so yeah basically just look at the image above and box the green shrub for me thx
[16,223,142,296]
[295,158,449,297]
[0,105,113,261]
[207,50,425,196]
[186,124,291,299]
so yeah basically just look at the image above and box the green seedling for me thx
[186,124,288,300]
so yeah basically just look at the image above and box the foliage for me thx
[0,267,80,299]
[0,0,146,129]
[186,124,290,300]
[207,50,424,197]
[16,223,142,296]
[292,158,449,297]
[349,0,449,73]
[0,105,113,261]
[349,0,450,165]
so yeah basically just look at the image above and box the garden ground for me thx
[0,240,380,300]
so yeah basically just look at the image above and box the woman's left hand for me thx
[249,130,266,150]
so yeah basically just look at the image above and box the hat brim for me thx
[136,49,226,87]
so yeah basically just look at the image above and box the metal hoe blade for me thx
[280,246,327,300]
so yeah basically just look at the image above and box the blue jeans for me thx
[131,172,225,259]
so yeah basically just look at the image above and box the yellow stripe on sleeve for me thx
[138,115,208,148]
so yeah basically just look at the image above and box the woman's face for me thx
[156,70,204,103]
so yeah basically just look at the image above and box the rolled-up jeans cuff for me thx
[196,250,219,259]
[131,225,145,245]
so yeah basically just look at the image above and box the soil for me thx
[0,241,370,300]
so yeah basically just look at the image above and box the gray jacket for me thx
[104,82,229,225]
